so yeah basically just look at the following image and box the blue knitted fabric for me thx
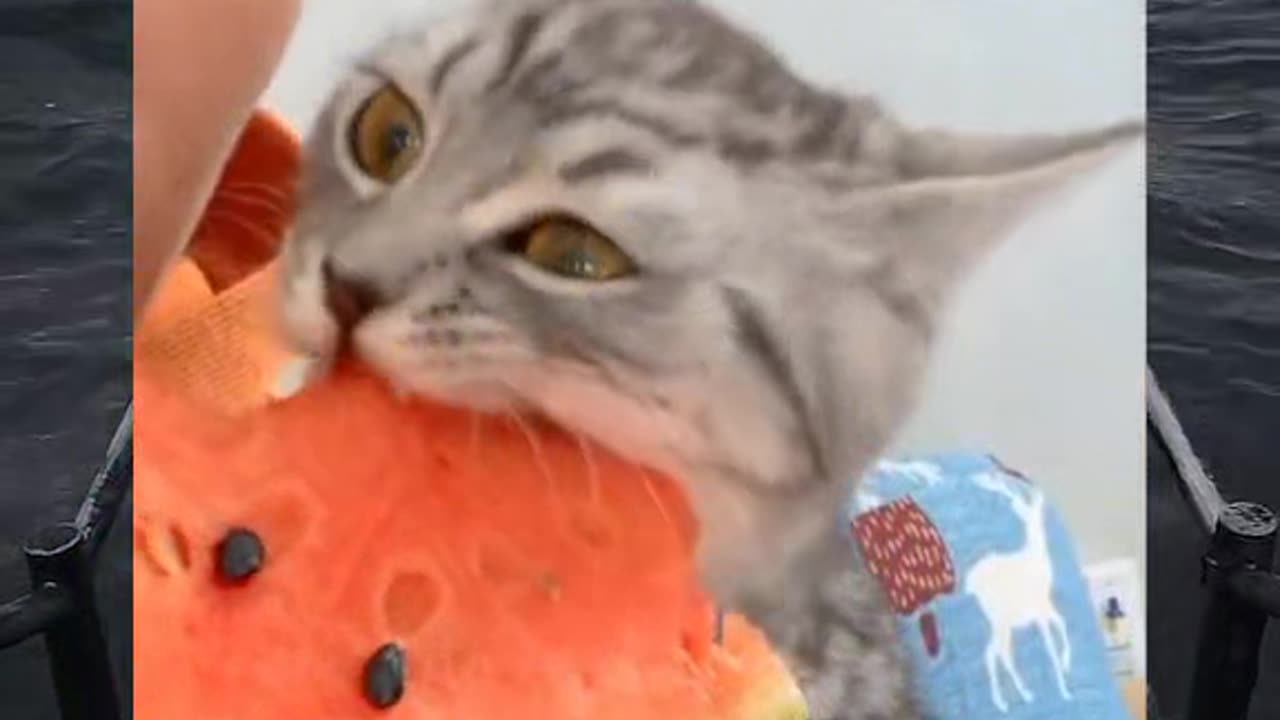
[851,453,1131,720]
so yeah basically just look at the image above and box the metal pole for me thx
[74,404,132,560]
[1146,367,1224,533]
[0,583,72,649]
[1186,501,1278,720]
[23,521,122,720]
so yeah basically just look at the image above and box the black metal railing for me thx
[1147,368,1280,720]
[0,404,131,720]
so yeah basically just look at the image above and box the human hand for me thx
[133,0,302,314]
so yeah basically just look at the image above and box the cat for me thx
[276,0,1140,717]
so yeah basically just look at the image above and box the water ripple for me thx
[1148,1,1280,716]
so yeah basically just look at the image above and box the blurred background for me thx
[1148,1,1280,718]
[0,0,132,717]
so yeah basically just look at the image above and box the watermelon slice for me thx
[134,362,805,719]
[134,110,806,720]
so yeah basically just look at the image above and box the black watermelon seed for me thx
[363,643,407,708]
[217,528,265,581]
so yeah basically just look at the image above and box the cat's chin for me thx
[422,381,521,415]
[370,365,522,416]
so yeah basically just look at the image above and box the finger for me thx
[133,0,302,313]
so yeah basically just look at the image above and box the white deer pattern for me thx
[964,473,1072,712]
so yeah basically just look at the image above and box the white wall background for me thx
[264,0,1146,575]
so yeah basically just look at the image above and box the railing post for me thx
[23,521,121,720]
[1186,501,1278,720]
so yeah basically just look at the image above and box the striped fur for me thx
[278,1,1140,717]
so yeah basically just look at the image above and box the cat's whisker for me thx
[571,430,601,508]
[639,467,677,536]
[504,403,557,498]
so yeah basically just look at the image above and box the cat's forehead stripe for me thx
[429,37,481,96]
[359,0,901,183]
[558,147,654,184]
[486,10,551,93]
[536,99,703,149]
[791,92,849,159]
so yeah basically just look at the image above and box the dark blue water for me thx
[1148,0,1280,718]
[0,0,132,717]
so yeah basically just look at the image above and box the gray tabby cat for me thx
[277,0,1140,717]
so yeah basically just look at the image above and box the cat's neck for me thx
[682,461,856,612]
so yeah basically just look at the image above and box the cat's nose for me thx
[322,259,382,338]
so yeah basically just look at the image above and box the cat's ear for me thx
[753,120,1142,485]
[855,119,1143,305]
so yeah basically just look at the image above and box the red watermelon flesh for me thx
[134,360,805,720]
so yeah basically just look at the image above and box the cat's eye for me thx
[510,218,637,282]
[348,83,425,183]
